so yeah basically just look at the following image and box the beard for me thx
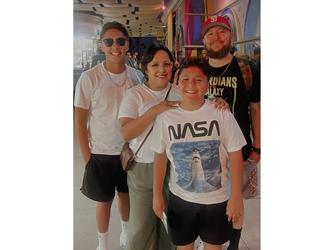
[206,40,232,59]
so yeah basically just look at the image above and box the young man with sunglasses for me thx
[74,21,144,250]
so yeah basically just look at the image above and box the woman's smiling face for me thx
[145,50,173,91]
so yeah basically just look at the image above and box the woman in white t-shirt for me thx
[118,43,180,250]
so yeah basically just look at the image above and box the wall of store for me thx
[166,0,260,58]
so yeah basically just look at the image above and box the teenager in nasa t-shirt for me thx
[151,99,246,204]
[151,58,246,248]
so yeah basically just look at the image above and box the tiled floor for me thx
[74,139,260,250]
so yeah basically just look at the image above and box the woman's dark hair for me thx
[140,43,174,74]
[100,21,129,40]
[176,57,209,83]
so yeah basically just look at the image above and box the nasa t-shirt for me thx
[151,100,246,205]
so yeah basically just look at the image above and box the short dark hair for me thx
[177,57,209,83]
[100,21,129,40]
[141,43,174,74]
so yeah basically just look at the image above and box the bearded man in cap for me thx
[201,15,261,250]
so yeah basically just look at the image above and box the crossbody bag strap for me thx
[133,85,172,156]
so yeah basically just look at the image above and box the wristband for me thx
[252,147,261,155]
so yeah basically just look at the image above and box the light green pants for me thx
[126,162,174,250]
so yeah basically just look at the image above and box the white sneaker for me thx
[194,237,204,250]
[119,230,127,248]
[97,231,109,250]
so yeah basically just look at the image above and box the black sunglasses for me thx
[102,37,127,47]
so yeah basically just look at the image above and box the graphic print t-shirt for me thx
[205,57,252,160]
[151,101,246,204]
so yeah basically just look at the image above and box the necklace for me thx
[206,57,233,100]
[104,62,128,87]
[217,58,232,77]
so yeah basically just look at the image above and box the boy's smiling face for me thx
[100,29,129,64]
[178,66,208,101]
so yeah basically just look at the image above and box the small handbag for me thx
[242,159,260,199]
[120,85,172,171]
[120,142,135,171]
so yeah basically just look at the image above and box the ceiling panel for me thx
[74,0,165,37]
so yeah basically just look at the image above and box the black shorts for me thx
[80,154,128,202]
[167,192,232,246]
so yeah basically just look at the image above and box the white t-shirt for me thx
[118,83,181,163]
[74,62,144,155]
[151,101,246,204]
